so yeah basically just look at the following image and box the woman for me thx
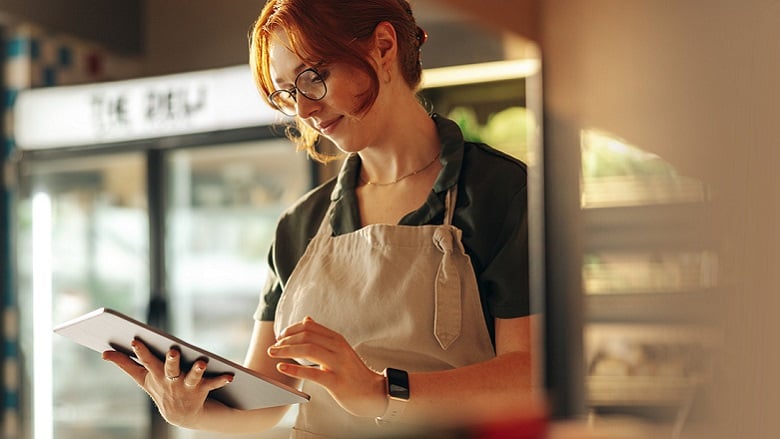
[104,0,539,436]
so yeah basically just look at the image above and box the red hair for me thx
[249,0,425,162]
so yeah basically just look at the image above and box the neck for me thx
[358,107,440,184]
[360,152,439,186]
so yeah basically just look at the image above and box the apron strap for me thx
[433,225,463,350]
[433,184,462,350]
[443,184,457,226]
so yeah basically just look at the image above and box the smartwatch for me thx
[376,368,409,423]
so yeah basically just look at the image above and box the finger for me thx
[276,362,327,382]
[164,349,182,381]
[200,373,235,392]
[102,350,148,386]
[279,316,334,340]
[183,360,208,387]
[130,339,162,371]
[268,341,337,368]
[274,327,337,352]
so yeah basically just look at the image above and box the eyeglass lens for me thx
[270,69,327,116]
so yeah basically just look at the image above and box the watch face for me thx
[389,382,409,399]
[386,368,410,400]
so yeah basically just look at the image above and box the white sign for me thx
[14,65,286,150]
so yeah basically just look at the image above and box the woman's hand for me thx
[268,317,387,418]
[102,340,234,428]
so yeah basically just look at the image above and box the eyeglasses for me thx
[268,67,328,116]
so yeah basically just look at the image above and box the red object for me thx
[470,415,549,439]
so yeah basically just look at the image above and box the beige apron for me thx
[274,185,495,438]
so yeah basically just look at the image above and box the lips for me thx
[317,116,342,135]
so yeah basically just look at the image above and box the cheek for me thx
[331,69,375,115]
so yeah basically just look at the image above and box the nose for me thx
[295,93,320,118]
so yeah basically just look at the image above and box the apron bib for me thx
[274,186,495,438]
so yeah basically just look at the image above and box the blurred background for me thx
[1,1,778,438]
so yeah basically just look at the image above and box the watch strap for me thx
[376,368,409,423]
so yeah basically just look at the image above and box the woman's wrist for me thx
[370,370,390,418]
[375,368,410,423]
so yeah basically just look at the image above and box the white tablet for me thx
[54,307,309,410]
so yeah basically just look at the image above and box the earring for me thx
[384,69,391,83]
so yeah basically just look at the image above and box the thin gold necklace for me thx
[360,154,439,186]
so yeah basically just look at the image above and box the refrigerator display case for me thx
[15,152,151,439]
[578,129,719,427]
[165,140,310,362]
[420,59,541,164]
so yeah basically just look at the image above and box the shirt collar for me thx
[431,112,465,193]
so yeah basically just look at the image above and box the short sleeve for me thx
[253,241,283,321]
[480,186,531,318]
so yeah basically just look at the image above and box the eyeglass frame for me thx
[267,67,328,116]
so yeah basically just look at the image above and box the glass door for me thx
[16,152,151,439]
[165,139,312,439]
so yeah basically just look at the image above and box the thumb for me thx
[103,350,148,386]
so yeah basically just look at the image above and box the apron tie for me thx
[433,227,462,350]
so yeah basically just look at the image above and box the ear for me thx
[372,21,398,66]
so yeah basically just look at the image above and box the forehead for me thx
[268,29,304,86]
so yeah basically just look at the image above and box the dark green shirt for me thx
[255,114,529,345]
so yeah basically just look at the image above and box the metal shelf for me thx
[582,202,714,252]
[587,376,702,407]
[586,291,719,325]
